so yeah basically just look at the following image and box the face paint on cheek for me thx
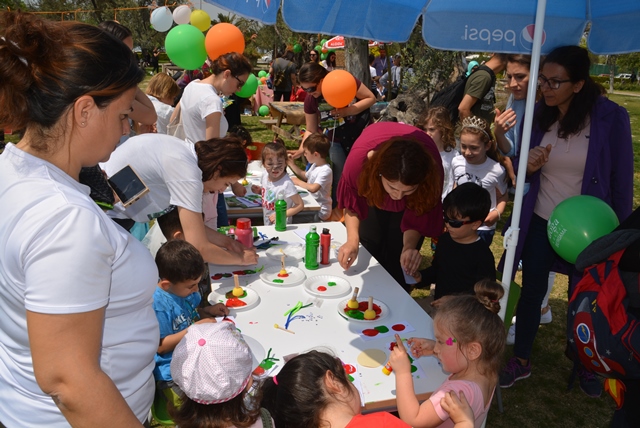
[446,337,456,346]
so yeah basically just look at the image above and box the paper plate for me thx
[242,334,265,371]
[337,298,389,322]
[208,286,260,311]
[266,244,305,262]
[304,275,351,298]
[260,265,306,287]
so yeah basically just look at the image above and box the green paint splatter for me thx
[374,382,383,386]
[273,279,284,283]
[374,325,389,333]
[345,309,365,320]
[225,290,248,299]
[348,374,354,382]
[328,282,337,286]
[411,365,417,373]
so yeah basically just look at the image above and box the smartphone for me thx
[107,165,149,207]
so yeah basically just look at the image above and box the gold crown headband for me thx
[461,116,491,140]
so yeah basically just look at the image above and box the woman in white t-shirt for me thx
[103,133,259,266]
[0,14,157,426]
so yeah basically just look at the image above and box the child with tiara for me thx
[389,279,506,428]
[259,350,410,428]
[451,116,508,246]
[170,322,274,428]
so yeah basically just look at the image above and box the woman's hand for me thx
[226,237,248,254]
[388,334,412,375]
[483,209,500,227]
[400,248,422,276]
[239,249,259,265]
[526,144,552,175]
[330,106,353,118]
[338,241,359,270]
[407,337,435,358]
[494,107,516,135]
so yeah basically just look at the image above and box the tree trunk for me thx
[344,38,370,86]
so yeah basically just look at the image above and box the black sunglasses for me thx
[443,215,474,228]
[301,85,317,93]
[309,53,318,56]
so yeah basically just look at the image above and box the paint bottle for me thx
[382,360,393,376]
[305,226,320,270]
[235,218,253,248]
[275,193,287,231]
[320,228,331,265]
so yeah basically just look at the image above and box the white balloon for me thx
[150,7,173,32]
[173,5,192,25]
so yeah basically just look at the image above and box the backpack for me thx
[429,64,493,124]
[567,230,640,379]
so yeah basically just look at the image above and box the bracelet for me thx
[491,208,501,221]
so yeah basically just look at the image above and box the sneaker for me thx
[506,324,516,345]
[499,357,531,388]
[577,366,603,398]
[540,306,553,324]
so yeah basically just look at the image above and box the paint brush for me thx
[274,323,295,334]
[232,274,243,297]
[347,287,360,309]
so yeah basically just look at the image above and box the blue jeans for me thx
[329,142,347,208]
[216,192,229,228]
[477,229,495,247]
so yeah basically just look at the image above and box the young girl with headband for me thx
[451,116,508,245]
[389,279,506,427]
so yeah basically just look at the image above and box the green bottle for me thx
[275,193,287,231]
[305,226,320,270]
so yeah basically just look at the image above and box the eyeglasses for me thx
[443,216,474,228]
[537,75,571,90]
[309,53,317,57]
[301,85,317,93]
[233,75,246,89]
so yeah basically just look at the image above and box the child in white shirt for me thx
[287,133,332,221]
[252,141,304,225]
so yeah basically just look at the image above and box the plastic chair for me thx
[150,388,174,426]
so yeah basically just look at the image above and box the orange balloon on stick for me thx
[205,23,245,60]
[321,70,357,108]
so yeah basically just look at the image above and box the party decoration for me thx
[205,22,245,60]
[258,105,270,116]
[165,24,207,70]
[190,9,211,32]
[314,45,322,53]
[321,38,328,46]
[258,70,267,78]
[260,77,267,84]
[322,47,328,53]
[150,6,173,32]
[322,70,357,108]
[547,195,620,264]
[293,44,302,53]
[235,74,259,98]
[172,5,191,25]
[321,52,328,61]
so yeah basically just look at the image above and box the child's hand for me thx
[232,181,247,197]
[194,318,217,325]
[251,184,261,194]
[441,391,474,428]
[291,176,302,186]
[268,213,276,223]
[388,334,412,376]
[203,303,230,318]
[287,153,296,164]
[407,337,435,358]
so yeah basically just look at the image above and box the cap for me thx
[170,322,253,404]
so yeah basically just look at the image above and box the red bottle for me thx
[320,228,331,265]
[235,218,253,249]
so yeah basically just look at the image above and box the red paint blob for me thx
[225,297,247,307]
[233,270,246,275]
[357,301,381,314]
[362,329,379,337]
[344,364,356,374]
[277,273,289,278]
[212,274,223,280]
[389,342,397,351]
[317,286,327,292]
[392,324,406,331]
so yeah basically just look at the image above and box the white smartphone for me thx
[107,165,149,207]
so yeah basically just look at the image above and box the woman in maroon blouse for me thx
[337,122,444,292]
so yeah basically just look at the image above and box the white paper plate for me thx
[242,334,265,371]
[208,286,260,311]
[304,275,351,298]
[260,265,306,287]
[266,244,305,262]
[337,298,389,323]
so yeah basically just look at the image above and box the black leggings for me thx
[359,206,423,293]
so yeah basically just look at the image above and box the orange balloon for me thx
[321,70,357,108]
[205,22,245,60]
[321,48,328,53]
[260,77,267,84]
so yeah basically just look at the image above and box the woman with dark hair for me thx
[294,62,376,211]
[0,11,155,426]
[102,134,259,266]
[499,45,633,396]
[309,48,320,64]
[321,50,337,71]
[337,122,444,292]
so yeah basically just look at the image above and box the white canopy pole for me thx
[499,0,547,320]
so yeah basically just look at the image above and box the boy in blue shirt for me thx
[153,239,229,387]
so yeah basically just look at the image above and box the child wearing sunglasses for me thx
[412,183,496,305]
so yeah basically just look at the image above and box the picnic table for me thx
[268,101,306,141]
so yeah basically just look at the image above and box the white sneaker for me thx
[506,324,516,345]
[540,306,553,324]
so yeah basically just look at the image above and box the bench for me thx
[259,119,287,130]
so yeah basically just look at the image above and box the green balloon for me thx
[165,24,207,70]
[320,38,328,46]
[258,105,270,116]
[320,52,327,61]
[293,43,302,53]
[258,70,267,78]
[547,195,620,264]
[315,45,322,53]
[235,74,259,98]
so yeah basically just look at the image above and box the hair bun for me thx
[473,279,504,315]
